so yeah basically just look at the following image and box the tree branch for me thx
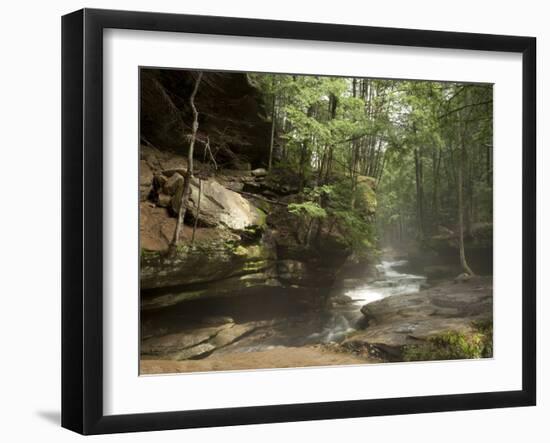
[438,100,492,120]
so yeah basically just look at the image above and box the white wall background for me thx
[0,0,546,441]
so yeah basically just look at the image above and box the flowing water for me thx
[219,259,428,353]
[345,260,427,306]
[307,260,427,344]
[142,259,427,355]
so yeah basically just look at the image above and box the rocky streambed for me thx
[139,144,492,374]
[141,258,493,373]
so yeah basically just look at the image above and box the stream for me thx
[306,260,427,344]
[215,259,427,354]
[141,259,427,357]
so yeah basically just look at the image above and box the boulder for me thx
[141,322,263,360]
[141,323,233,356]
[163,172,184,195]
[157,193,172,208]
[156,151,187,173]
[329,294,353,306]
[209,323,258,348]
[343,277,493,360]
[140,203,176,251]
[163,167,187,178]
[355,176,377,216]
[140,160,154,201]
[251,168,268,177]
[153,173,167,190]
[171,177,262,231]
[221,180,244,192]
[140,241,276,292]
[423,264,459,279]
[141,145,162,168]
[141,267,281,310]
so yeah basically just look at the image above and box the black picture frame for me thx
[61,8,536,435]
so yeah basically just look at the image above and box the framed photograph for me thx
[62,8,536,435]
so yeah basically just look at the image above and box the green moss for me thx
[176,244,190,254]
[356,181,377,213]
[233,245,247,256]
[403,321,493,361]
[255,207,267,226]
[140,248,162,259]
[239,208,268,238]
[243,259,269,272]
[232,244,269,260]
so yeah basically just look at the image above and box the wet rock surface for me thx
[141,256,492,369]
[141,320,272,360]
[342,276,492,359]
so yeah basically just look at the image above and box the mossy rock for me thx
[141,239,275,290]
[355,180,377,215]
[255,207,267,226]
[402,321,493,361]
[232,244,272,260]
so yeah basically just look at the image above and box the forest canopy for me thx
[147,69,493,275]
[247,73,492,272]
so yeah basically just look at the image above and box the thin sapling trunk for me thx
[170,72,203,252]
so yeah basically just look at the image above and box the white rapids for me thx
[219,259,428,350]
[310,260,426,344]
[345,260,426,306]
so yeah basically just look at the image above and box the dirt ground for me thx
[140,345,374,374]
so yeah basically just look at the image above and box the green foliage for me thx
[403,321,493,361]
[332,209,375,255]
[287,201,327,219]
[140,248,161,260]
[255,207,267,226]
[355,180,377,214]
[296,185,334,202]
[376,81,493,246]
[324,181,377,256]
[250,71,492,256]
[287,187,330,221]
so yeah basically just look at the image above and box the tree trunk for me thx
[170,72,203,251]
[325,146,333,182]
[191,177,202,246]
[467,146,475,236]
[398,212,403,243]
[432,146,441,227]
[350,140,359,209]
[318,147,327,182]
[414,146,425,239]
[305,217,314,246]
[486,142,491,185]
[268,79,276,170]
[376,151,386,186]
[298,141,307,194]
[458,141,475,275]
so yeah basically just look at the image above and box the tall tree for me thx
[268,76,277,170]
[457,135,474,275]
[170,72,203,251]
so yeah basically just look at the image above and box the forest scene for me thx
[139,68,493,374]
